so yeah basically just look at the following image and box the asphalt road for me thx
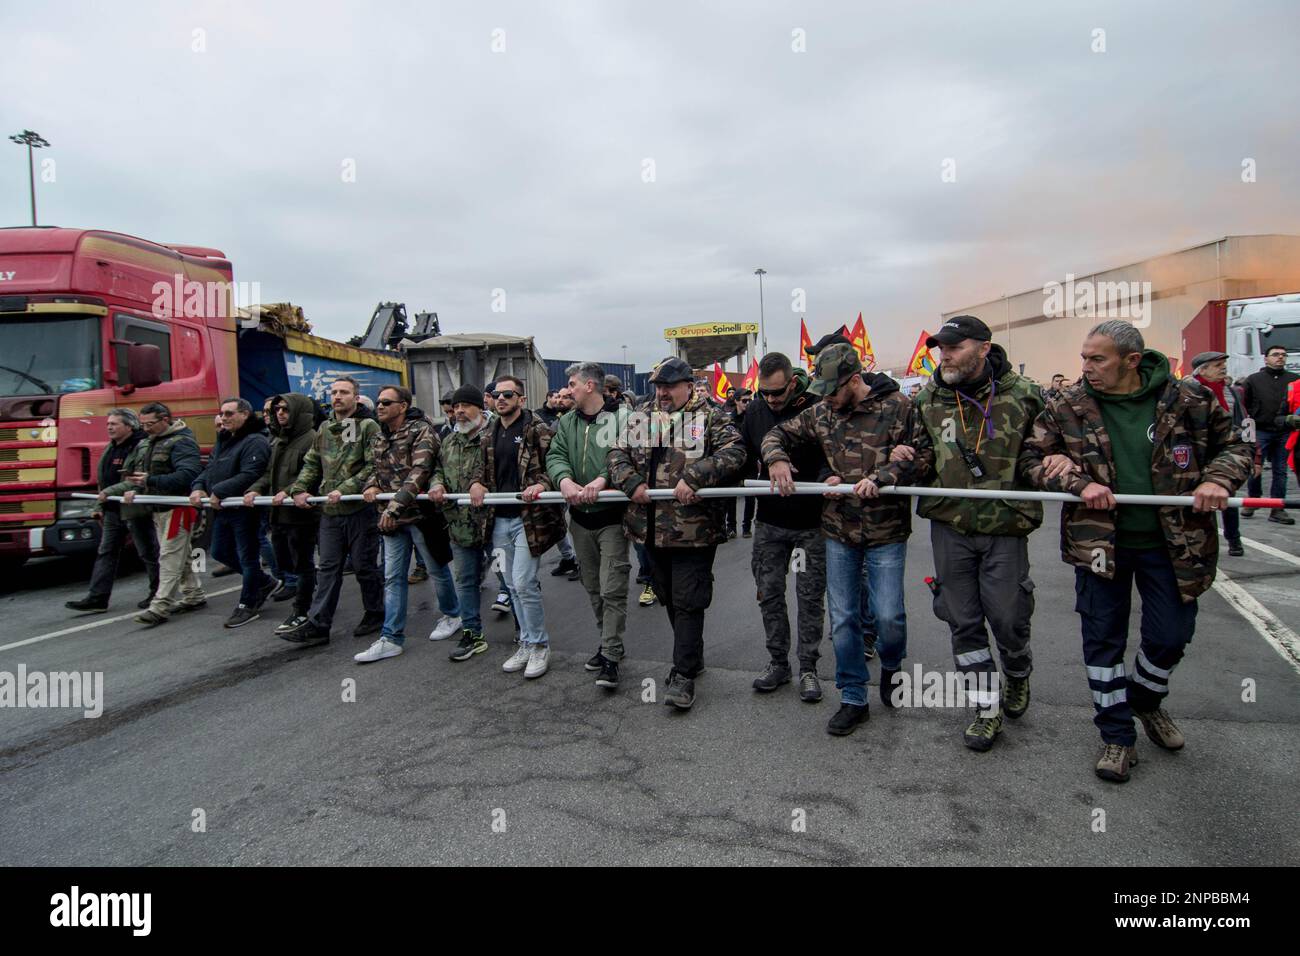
[1,507,1297,866]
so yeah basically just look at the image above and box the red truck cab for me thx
[0,227,238,568]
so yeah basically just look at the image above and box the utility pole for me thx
[9,129,50,226]
[754,268,767,356]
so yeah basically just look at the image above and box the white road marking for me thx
[0,585,242,654]
[1213,572,1300,677]
[1239,535,1300,569]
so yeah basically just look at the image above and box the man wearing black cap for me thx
[1242,345,1298,524]
[1192,351,1249,555]
[607,356,746,710]
[891,315,1045,752]
[762,344,931,737]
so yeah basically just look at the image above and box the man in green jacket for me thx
[276,376,383,642]
[1022,320,1251,783]
[891,315,1044,753]
[548,361,633,690]
[429,383,492,662]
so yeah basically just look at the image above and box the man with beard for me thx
[608,357,746,710]
[890,315,1044,752]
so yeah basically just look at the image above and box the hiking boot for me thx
[491,591,511,614]
[352,612,384,638]
[407,565,429,584]
[595,659,620,689]
[879,667,903,709]
[1135,707,1185,750]
[449,629,488,662]
[1095,743,1139,783]
[551,557,578,577]
[752,661,791,693]
[826,702,869,736]
[663,670,695,710]
[502,642,531,673]
[1268,511,1295,525]
[524,644,550,679]
[637,584,656,607]
[354,637,403,663]
[962,712,1003,752]
[1002,675,1031,719]
[224,604,260,629]
[1227,539,1245,557]
[66,596,109,613]
[798,670,823,703]
[134,609,168,627]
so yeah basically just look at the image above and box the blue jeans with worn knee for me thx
[493,516,549,646]
[825,538,907,706]
[380,525,458,646]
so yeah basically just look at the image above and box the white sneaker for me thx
[354,637,403,663]
[428,614,462,641]
[502,642,530,673]
[524,644,550,679]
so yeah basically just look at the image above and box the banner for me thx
[741,358,759,393]
[799,318,813,369]
[850,313,875,369]
[907,331,937,377]
[711,362,732,402]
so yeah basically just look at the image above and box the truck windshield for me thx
[0,314,102,396]
[1259,324,1300,355]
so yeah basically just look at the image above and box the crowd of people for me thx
[65,318,1299,783]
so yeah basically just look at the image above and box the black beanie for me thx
[450,383,484,409]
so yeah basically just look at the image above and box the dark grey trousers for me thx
[88,509,160,601]
[929,521,1033,680]
[308,510,382,629]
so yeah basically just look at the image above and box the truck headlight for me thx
[58,499,97,519]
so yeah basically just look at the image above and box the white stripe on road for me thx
[1239,535,1300,569]
[0,585,242,654]
[1212,572,1300,677]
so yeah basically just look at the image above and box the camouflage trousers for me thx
[751,521,826,672]
[929,521,1033,681]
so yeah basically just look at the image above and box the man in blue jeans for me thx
[355,385,461,663]
[190,398,273,629]
[762,344,931,736]
[470,376,566,680]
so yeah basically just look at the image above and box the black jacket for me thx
[192,414,270,499]
[740,378,827,530]
[1243,365,1300,431]
[96,428,147,514]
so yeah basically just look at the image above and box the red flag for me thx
[711,363,732,403]
[799,318,814,369]
[849,313,875,369]
[907,331,937,377]
[741,359,759,392]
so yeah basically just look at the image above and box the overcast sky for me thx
[6,1,1299,371]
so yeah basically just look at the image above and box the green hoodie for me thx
[1085,349,1169,549]
[546,400,631,519]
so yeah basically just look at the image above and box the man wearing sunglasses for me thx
[740,353,829,703]
[469,376,566,679]
[762,345,931,737]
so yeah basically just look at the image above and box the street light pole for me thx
[754,268,767,356]
[8,130,50,226]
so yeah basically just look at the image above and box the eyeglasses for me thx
[495,390,519,400]
[376,399,403,407]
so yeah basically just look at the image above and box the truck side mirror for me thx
[110,340,163,391]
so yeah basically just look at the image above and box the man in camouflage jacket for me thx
[430,383,492,661]
[278,376,383,641]
[354,386,462,662]
[607,357,745,709]
[762,344,931,737]
[889,315,1044,752]
[1021,321,1250,783]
